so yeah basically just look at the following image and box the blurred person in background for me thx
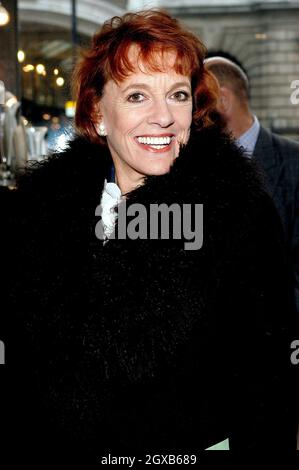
[205,56,299,321]
[206,56,299,448]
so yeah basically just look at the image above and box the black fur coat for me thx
[1,126,297,461]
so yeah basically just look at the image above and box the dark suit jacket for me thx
[253,126,299,318]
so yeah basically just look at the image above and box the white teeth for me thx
[137,136,172,145]
[151,145,167,149]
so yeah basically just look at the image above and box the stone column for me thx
[0,0,20,98]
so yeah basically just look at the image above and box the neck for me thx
[113,163,144,195]
[227,109,254,140]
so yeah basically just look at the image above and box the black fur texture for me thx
[2,126,297,460]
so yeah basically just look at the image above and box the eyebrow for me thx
[121,81,191,94]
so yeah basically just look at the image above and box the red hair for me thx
[72,10,219,143]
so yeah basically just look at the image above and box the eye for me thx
[127,92,146,103]
[170,91,191,102]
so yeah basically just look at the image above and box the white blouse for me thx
[99,179,123,242]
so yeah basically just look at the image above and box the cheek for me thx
[177,127,191,145]
[104,104,132,132]
[111,112,143,140]
[174,109,192,157]
[177,106,192,131]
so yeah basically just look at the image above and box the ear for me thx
[97,121,107,137]
[218,86,232,116]
[94,104,108,137]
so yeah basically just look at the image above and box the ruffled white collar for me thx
[99,179,123,240]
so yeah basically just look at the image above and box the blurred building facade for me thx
[15,0,299,138]
[168,0,299,139]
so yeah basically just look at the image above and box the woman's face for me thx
[99,50,193,192]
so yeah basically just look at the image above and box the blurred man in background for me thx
[206,56,299,449]
[205,56,299,321]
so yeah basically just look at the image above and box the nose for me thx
[147,98,175,128]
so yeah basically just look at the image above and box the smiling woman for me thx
[72,11,218,193]
[72,11,218,142]
[2,9,298,463]
[98,51,193,193]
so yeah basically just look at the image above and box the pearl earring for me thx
[98,122,107,137]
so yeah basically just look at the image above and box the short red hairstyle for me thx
[72,9,219,143]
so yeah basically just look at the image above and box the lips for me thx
[134,134,175,153]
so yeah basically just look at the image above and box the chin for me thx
[143,158,175,176]
[146,166,172,176]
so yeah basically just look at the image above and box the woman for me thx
[2,10,297,460]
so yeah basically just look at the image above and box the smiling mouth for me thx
[134,134,175,152]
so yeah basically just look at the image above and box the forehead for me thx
[126,44,178,73]
[103,46,191,93]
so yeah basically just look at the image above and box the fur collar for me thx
[17,125,263,216]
